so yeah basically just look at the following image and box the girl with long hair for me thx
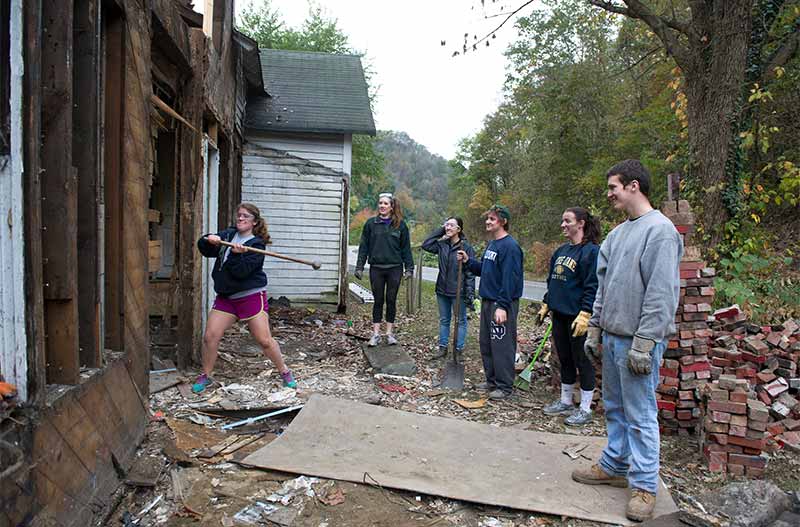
[192,203,296,393]
[538,207,601,425]
[355,193,414,346]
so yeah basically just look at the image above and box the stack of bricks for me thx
[700,374,769,477]
[708,307,800,453]
[658,198,714,435]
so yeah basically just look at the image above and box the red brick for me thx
[757,390,773,405]
[767,422,786,436]
[677,410,694,420]
[709,389,729,401]
[784,418,800,431]
[657,400,676,412]
[708,433,729,445]
[704,419,729,434]
[712,357,732,367]
[729,391,748,403]
[764,378,789,397]
[727,435,765,450]
[729,414,748,427]
[741,352,767,364]
[710,411,731,423]
[748,419,767,432]
[683,313,708,322]
[708,451,728,465]
[745,466,765,478]
[683,361,711,373]
[756,371,777,384]
[708,461,726,472]
[729,424,747,437]
[728,464,745,476]
[700,286,715,296]
[728,453,767,468]
[660,367,679,378]
[708,400,747,415]
[696,370,712,380]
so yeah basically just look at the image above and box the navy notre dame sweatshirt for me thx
[466,234,524,310]
[543,242,599,317]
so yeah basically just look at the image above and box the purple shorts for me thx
[212,290,269,321]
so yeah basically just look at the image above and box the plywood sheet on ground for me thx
[243,395,678,526]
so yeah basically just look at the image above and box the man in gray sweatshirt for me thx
[571,160,682,522]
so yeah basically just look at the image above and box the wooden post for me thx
[23,0,47,403]
[41,0,79,384]
[416,248,423,311]
[73,0,101,368]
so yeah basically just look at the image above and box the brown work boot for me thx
[626,488,656,522]
[571,464,628,488]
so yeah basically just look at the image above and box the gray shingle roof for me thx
[245,49,376,135]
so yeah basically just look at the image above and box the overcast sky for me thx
[195,1,534,159]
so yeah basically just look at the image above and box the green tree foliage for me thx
[454,0,799,319]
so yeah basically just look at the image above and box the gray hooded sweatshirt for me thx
[589,209,683,342]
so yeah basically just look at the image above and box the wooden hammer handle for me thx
[216,240,321,270]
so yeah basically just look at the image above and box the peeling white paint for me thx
[0,0,29,401]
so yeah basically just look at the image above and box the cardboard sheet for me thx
[242,395,678,525]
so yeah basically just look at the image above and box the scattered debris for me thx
[561,442,589,460]
[454,398,488,409]
[125,455,163,487]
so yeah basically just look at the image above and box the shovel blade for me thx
[441,360,465,390]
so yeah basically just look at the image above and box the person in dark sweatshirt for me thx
[422,217,476,360]
[355,193,414,346]
[193,203,296,394]
[457,205,524,400]
[538,207,601,426]
[571,160,682,523]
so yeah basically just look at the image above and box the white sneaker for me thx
[368,334,381,347]
[386,334,398,346]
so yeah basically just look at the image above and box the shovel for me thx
[514,321,552,391]
[441,254,465,390]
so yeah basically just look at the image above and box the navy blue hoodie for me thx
[543,242,599,316]
[197,227,268,297]
[466,234,524,310]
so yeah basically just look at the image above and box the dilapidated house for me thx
[0,1,263,524]
[242,49,376,310]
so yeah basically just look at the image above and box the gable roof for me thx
[245,49,376,136]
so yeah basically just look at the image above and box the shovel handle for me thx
[216,240,321,270]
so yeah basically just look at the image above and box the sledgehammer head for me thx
[312,262,322,270]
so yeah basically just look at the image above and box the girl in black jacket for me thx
[355,193,414,346]
[422,217,475,360]
[538,207,600,425]
[193,203,295,393]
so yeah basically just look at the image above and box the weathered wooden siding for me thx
[0,0,28,400]
[246,130,346,172]
[241,146,345,303]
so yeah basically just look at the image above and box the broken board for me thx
[243,395,678,526]
[362,345,417,376]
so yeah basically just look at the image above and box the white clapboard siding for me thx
[246,131,345,172]
[242,142,346,304]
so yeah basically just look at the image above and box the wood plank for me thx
[103,13,124,351]
[121,5,152,393]
[77,375,128,467]
[32,419,93,515]
[102,361,147,463]
[41,1,79,384]
[23,0,47,404]
[74,0,101,368]
[338,178,349,311]
[148,209,162,222]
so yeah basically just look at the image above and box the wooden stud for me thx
[41,0,79,384]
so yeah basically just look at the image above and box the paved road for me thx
[347,246,546,302]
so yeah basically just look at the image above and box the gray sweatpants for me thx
[479,299,519,394]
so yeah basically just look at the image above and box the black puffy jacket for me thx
[421,227,476,302]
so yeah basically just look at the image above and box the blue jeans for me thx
[599,333,665,495]
[437,293,468,350]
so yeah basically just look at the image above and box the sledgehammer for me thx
[216,240,322,270]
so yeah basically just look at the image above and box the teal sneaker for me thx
[281,370,297,389]
[191,373,213,394]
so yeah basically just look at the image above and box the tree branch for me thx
[763,22,800,80]
[588,0,692,69]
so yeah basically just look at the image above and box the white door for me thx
[201,136,220,330]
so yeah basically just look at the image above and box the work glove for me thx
[354,268,363,280]
[628,336,655,375]
[584,326,602,361]
[536,304,549,324]
[404,268,414,279]
[571,311,591,337]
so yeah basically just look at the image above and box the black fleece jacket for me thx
[356,216,414,271]
[421,227,476,301]
[197,227,267,297]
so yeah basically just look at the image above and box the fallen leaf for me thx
[454,398,488,409]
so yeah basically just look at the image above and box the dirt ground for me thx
[106,278,800,527]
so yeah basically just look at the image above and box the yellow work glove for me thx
[536,304,549,324]
[571,311,591,337]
